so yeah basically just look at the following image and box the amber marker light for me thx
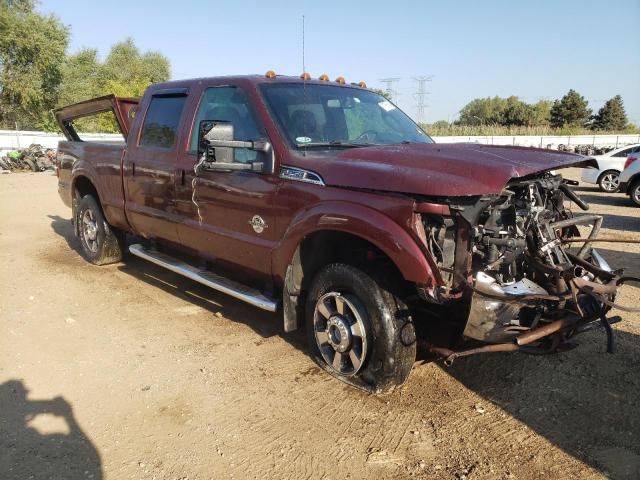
[300,72,311,80]
[335,76,346,84]
[358,81,367,88]
[319,74,330,81]
[265,70,276,79]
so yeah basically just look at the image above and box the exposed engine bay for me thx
[421,172,638,363]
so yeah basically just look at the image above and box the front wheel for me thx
[598,170,620,192]
[305,263,416,393]
[76,195,123,265]
[630,180,640,207]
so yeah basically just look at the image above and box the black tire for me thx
[75,195,123,265]
[23,157,38,172]
[305,263,416,393]
[597,170,620,193]
[630,180,640,207]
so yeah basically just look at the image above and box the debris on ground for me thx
[0,144,56,172]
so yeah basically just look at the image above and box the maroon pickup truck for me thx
[55,73,626,393]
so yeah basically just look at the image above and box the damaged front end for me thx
[418,172,635,364]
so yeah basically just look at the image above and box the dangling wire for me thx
[192,153,207,225]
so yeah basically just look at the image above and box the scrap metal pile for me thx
[0,144,56,172]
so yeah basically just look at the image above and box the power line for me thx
[378,77,401,102]
[413,75,432,123]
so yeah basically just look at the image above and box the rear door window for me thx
[612,147,633,157]
[140,96,187,149]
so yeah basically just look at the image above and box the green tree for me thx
[0,0,69,129]
[58,48,101,106]
[502,96,534,126]
[100,38,170,97]
[372,88,392,101]
[58,38,171,132]
[531,99,552,126]
[549,89,592,128]
[592,95,628,130]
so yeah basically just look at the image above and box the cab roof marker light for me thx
[319,74,330,81]
[335,76,346,85]
[300,72,311,80]
[265,70,277,79]
[358,81,367,88]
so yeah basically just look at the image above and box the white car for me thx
[619,155,640,206]
[581,143,640,192]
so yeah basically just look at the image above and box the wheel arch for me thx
[276,202,440,332]
[71,174,103,235]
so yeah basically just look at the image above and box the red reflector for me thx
[624,157,637,169]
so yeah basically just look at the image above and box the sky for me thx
[40,0,640,124]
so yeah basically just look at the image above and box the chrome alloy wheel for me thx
[632,183,640,206]
[313,292,368,376]
[600,172,619,192]
[82,209,99,253]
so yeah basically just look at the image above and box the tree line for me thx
[0,0,170,132]
[449,90,632,132]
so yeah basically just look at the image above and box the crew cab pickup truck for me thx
[55,73,628,393]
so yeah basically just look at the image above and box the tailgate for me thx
[54,95,139,141]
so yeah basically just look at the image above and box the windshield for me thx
[261,83,433,148]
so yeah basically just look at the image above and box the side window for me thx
[612,147,632,157]
[139,96,187,149]
[189,87,263,163]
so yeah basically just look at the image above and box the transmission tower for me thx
[378,77,401,102]
[413,75,433,123]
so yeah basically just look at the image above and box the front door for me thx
[174,85,279,281]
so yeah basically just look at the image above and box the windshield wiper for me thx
[298,141,371,149]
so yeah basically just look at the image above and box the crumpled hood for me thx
[290,143,596,196]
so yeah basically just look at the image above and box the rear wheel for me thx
[305,263,416,393]
[630,180,640,207]
[597,170,620,192]
[76,194,123,265]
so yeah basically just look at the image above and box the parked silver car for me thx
[618,155,640,206]
[580,143,640,192]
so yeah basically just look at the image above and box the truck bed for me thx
[57,141,128,230]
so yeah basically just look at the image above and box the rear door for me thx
[123,89,189,243]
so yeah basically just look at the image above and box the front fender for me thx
[273,201,439,286]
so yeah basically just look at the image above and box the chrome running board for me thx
[129,244,278,312]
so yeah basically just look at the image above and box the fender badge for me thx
[249,215,268,234]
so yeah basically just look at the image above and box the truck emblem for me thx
[249,215,268,234]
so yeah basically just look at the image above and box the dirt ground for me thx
[1,169,639,480]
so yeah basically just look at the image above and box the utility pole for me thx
[413,76,432,123]
[378,77,401,102]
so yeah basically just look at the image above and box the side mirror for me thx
[197,120,272,173]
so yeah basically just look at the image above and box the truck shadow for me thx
[117,254,307,348]
[0,380,103,480]
[47,215,302,346]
